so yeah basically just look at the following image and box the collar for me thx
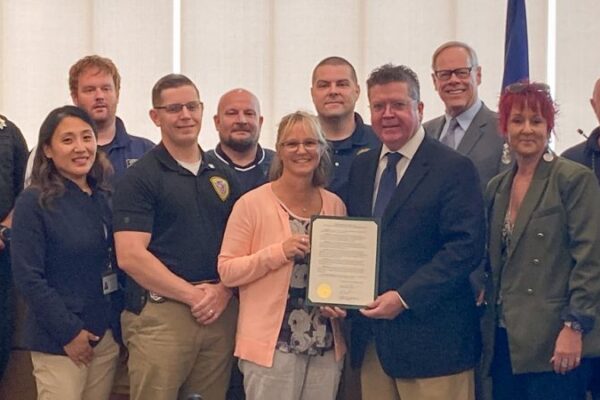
[328,113,371,150]
[62,176,99,195]
[214,143,267,171]
[445,98,482,131]
[100,117,131,150]
[155,142,214,174]
[586,127,600,153]
[378,125,425,162]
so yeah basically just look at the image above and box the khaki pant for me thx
[122,298,237,400]
[31,330,119,400]
[361,342,475,400]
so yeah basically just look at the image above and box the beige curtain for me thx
[1,0,598,152]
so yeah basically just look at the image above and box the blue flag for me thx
[502,0,529,89]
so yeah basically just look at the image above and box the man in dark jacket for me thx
[561,77,600,400]
[0,115,28,380]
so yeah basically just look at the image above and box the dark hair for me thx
[69,55,121,96]
[312,56,358,84]
[269,111,331,187]
[498,81,557,136]
[366,64,420,101]
[31,105,113,208]
[151,74,200,107]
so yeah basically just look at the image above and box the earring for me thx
[501,142,511,165]
[543,147,554,162]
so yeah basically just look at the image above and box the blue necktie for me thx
[373,152,402,217]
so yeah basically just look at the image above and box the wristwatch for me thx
[0,225,10,243]
[564,320,584,333]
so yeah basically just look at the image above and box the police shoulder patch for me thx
[209,176,230,201]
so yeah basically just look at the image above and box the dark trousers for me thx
[491,328,588,400]
[586,357,600,400]
[0,253,13,379]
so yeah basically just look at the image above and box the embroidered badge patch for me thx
[210,176,230,201]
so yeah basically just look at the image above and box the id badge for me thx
[102,271,118,295]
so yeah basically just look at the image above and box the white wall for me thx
[1,0,598,153]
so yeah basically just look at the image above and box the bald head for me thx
[214,88,263,153]
[592,79,600,124]
[217,89,261,115]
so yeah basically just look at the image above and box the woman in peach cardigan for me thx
[218,111,346,400]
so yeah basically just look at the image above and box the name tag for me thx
[102,271,118,295]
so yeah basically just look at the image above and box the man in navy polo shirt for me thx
[113,74,239,400]
[311,56,379,199]
[69,55,154,177]
[206,88,274,193]
[24,55,154,186]
[311,57,379,400]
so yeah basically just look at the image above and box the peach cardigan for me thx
[218,183,347,367]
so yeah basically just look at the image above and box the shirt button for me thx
[527,288,534,294]
[537,232,544,238]
[532,259,540,265]
[334,162,339,167]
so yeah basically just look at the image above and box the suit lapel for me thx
[457,105,490,155]
[506,159,553,257]
[355,148,380,217]
[381,140,430,226]
[427,116,445,140]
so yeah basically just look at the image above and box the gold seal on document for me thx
[317,283,332,300]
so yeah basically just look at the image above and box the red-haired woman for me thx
[482,82,600,400]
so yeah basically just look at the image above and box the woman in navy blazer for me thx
[11,106,120,400]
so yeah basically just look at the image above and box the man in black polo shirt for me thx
[113,74,239,400]
[311,56,380,199]
[206,88,274,194]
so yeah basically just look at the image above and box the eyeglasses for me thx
[505,82,551,94]
[433,67,473,81]
[155,101,203,114]
[280,139,320,152]
[370,100,415,113]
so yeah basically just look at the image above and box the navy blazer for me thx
[346,135,485,378]
[11,181,120,355]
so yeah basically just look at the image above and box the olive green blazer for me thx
[482,156,600,374]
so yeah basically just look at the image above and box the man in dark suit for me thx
[346,64,485,400]
[423,41,506,190]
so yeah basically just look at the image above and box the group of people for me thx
[0,40,599,400]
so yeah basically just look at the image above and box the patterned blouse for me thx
[275,204,333,355]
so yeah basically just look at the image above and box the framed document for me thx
[307,216,380,309]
